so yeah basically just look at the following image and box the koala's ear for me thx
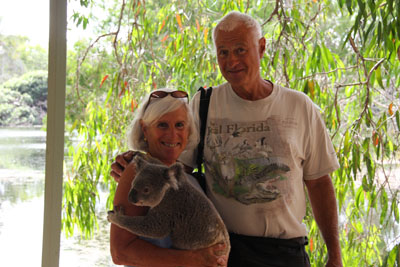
[165,163,184,190]
[133,155,147,170]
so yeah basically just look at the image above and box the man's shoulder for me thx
[273,84,323,114]
[277,84,315,103]
[277,84,305,97]
[192,82,227,98]
[208,82,230,92]
[191,82,229,102]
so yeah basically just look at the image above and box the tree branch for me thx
[75,32,118,105]
[367,58,385,83]
[262,0,280,26]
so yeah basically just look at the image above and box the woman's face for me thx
[141,105,190,166]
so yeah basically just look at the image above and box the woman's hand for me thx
[110,150,136,182]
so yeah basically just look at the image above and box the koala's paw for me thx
[107,210,116,223]
[107,206,125,224]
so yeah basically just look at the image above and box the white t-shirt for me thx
[180,82,339,239]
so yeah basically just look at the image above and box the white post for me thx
[41,0,67,266]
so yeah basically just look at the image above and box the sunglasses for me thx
[144,90,189,110]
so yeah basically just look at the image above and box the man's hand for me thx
[110,151,136,182]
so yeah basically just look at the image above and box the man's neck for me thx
[231,79,273,101]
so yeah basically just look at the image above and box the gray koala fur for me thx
[107,153,230,254]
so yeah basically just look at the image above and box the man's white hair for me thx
[212,11,262,46]
[127,88,199,152]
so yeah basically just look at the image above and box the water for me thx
[0,128,46,170]
[0,127,116,267]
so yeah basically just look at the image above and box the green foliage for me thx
[64,0,400,265]
[0,71,48,126]
[0,32,48,126]
[339,0,400,55]
[0,87,36,126]
[18,45,48,72]
[384,244,400,267]
[69,0,92,30]
[0,34,48,83]
[3,70,48,103]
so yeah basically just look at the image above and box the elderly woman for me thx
[110,88,227,267]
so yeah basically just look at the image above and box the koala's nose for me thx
[128,188,138,204]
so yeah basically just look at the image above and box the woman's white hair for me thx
[127,88,199,153]
[212,11,262,46]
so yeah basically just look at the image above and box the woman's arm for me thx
[110,159,146,265]
[110,160,227,267]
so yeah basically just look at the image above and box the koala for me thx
[107,154,230,255]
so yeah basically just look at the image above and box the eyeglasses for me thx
[144,90,189,110]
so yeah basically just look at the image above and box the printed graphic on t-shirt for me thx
[205,116,295,205]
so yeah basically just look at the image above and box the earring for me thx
[144,137,147,142]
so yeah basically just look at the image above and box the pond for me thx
[0,127,117,267]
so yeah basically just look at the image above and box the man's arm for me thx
[304,175,343,267]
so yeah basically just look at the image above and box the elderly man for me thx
[179,11,342,267]
[112,11,342,267]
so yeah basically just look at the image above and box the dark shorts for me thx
[228,232,311,267]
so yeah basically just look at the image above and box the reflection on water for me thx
[0,127,116,267]
[0,127,46,170]
[0,127,47,267]
[0,174,44,204]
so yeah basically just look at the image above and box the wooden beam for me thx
[41,0,67,266]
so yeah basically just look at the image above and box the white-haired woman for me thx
[110,88,227,267]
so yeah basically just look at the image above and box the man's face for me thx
[215,25,265,89]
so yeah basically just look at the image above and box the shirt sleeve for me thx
[303,101,340,180]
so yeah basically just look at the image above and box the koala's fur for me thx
[107,153,230,254]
